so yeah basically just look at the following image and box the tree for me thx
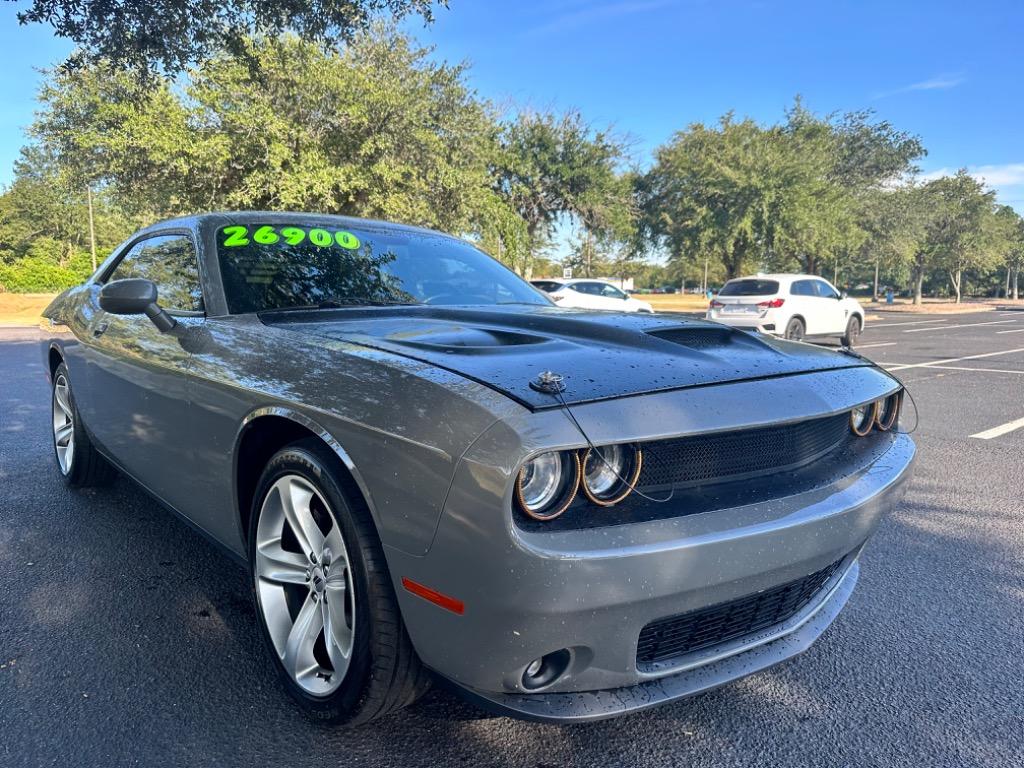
[990,205,1024,300]
[491,110,633,276]
[920,171,999,303]
[11,0,439,74]
[30,29,504,236]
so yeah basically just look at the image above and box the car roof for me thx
[727,274,834,284]
[133,211,452,239]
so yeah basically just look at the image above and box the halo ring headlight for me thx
[515,451,580,521]
[850,401,878,436]
[875,391,902,432]
[580,444,643,506]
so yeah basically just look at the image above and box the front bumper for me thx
[454,559,860,723]
[385,375,915,722]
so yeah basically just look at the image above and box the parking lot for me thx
[1,312,1022,768]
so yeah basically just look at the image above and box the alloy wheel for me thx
[254,474,355,696]
[52,374,74,475]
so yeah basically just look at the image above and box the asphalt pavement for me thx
[1,313,1022,768]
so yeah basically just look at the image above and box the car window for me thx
[790,280,817,297]
[215,221,549,313]
[599,284,626,299]
[814,280,840,299]
[107,234,204,312]
[531,280,564,293]
[570,283,595,294]
[719,279,780,296]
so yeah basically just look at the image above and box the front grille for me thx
[636,559,844,668]
[638,412,850,489]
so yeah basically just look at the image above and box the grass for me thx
[0,293,56,326]
[632,293,709,312]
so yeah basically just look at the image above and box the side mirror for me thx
[839,291,848,300]
[99,278,176,332]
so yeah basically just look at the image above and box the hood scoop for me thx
[647,326,762,351]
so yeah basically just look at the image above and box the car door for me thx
[788,280,820,332]
[812,279,848,334]
[596,283,630,310]
[83,233,206,510]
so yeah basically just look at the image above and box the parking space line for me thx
[856,342,898,349]
[903,320,1017,333]
[995,328,1024,334]
[868,319,948,328]
[886,347,1024,371]
[917,365,1024,374]
[971,416,1024,440]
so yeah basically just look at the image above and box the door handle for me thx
[93,321,109,337]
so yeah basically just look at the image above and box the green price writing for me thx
[220,225,361,250]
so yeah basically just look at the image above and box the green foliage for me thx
[640,100,926,283]
[0,236,95,291]
[12,0,439,74]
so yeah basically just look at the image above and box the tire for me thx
[51,362,117,487]
[842,316,862,347]
[248,438,430,725]
[784,317,805,341]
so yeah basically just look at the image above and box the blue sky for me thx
[2,0,1023,210]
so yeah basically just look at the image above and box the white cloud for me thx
[872,73,967,100]
[918,163,1024,213]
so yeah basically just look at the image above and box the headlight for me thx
[850,400,878,436]
[875,391,902,431]
[580,443,643,506]
[515,451,580,520]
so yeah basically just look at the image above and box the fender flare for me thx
[232,406,382,550]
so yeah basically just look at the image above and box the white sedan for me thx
[707,274,865,345]
[531,279,654,313]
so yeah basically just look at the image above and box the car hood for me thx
[260,305,869,410]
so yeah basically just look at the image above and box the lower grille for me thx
[636,559,844,668]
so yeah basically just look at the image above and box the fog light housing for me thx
[521,649,572,690]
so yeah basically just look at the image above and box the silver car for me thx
[41,212,915,724]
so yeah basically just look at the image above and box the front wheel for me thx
[51,362,116,487]
[249,439,429,724]
[842,316,862,347]
[784,317,805,341]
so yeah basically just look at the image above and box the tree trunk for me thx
[873,259,879,302]
[949,269,962,303]
[1014,267,1020,300]
[87,185,98,272]
[913,270,924,305]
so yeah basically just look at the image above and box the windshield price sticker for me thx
[221,225,361,250]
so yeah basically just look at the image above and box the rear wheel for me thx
[51,362,116,487]
[248,439,429,724]
[842,316,861,347]
[784,317,805,341]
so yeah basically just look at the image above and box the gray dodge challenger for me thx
[41,212,915,724]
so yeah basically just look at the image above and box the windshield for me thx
[215,221,550,313]
[718,279,780,297]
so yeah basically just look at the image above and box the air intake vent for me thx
[647,327,736,349]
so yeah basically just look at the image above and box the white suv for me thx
[531,279,654,313]
[707,274,864,345]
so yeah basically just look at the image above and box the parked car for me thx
[42,213,913,724]
[531,278,654,312]
[708,274,865,345]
